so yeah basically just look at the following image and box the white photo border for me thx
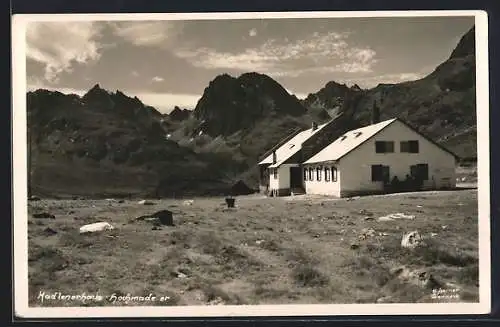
[11,10,491,318]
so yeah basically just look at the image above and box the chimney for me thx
[312,121,318,131]
[272,151,277,164]
[371,100,380,124]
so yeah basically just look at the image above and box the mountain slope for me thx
[27,86,237,198]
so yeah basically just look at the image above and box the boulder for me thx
[134,210,174,226]
[230,180,254,196]
[79,222,115,234]
[150,210,174,226]
[138,199,155,205]
[378,212,415,221]
[360,228,376,239]
[401,231,422,249]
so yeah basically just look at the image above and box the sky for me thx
[25,15,475,113]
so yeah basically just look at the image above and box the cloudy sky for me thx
[26,15,474,113]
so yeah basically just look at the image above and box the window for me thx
[400,140,419,153]
[340,135,347,141]
[316,167,322,181]
[308,167,314,181]
[371,165,390,182]
[332,167,338,182]
[325,167,331,181]
[273,168,278,179]
[410,163,429,180]
[303,168,308,181]
[375,141,394,153]
[354,132,362,138]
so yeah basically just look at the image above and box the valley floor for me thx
[27,189,479,307]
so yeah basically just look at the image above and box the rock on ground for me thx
[32,212,56,219]
[401,231,422,249]
[79,222,115,234]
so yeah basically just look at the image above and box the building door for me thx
[290,167,303,188]
[371,164,390,183]
[410,163,429,189]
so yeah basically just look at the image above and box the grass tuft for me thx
[291,264,329,287]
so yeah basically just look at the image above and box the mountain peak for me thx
[193,72,306,136]
[169,106,191,121]
[325,80,348,89]
[302,80,353,111]
[89,84,103,92]
[350,84,362,91]
[83,83,109,100]
[238,71,270,80]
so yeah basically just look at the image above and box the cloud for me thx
[152,76,164,82]
[108,21,181,47]
[175,31,377,77]
[131,71,140,77]
[26,21,104,83]
[249,28,257,37]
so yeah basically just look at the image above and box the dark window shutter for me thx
[417,163,429,180]
[409,140,419,153]
[371,165,382,181]
[375,141,385,153]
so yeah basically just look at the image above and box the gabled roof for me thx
[304,118,459,165]
[258,121,330,167]
[304,119,396,164]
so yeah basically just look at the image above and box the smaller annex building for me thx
[257,120,333,197]
[302,118,458,197]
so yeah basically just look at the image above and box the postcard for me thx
[12,10,491,318]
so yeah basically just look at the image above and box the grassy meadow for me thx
[27,188,479,307]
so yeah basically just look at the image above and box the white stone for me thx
[79,222,115,234]
[138,200,154,205]
[378,212,415,221]
[401,231,422,249]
